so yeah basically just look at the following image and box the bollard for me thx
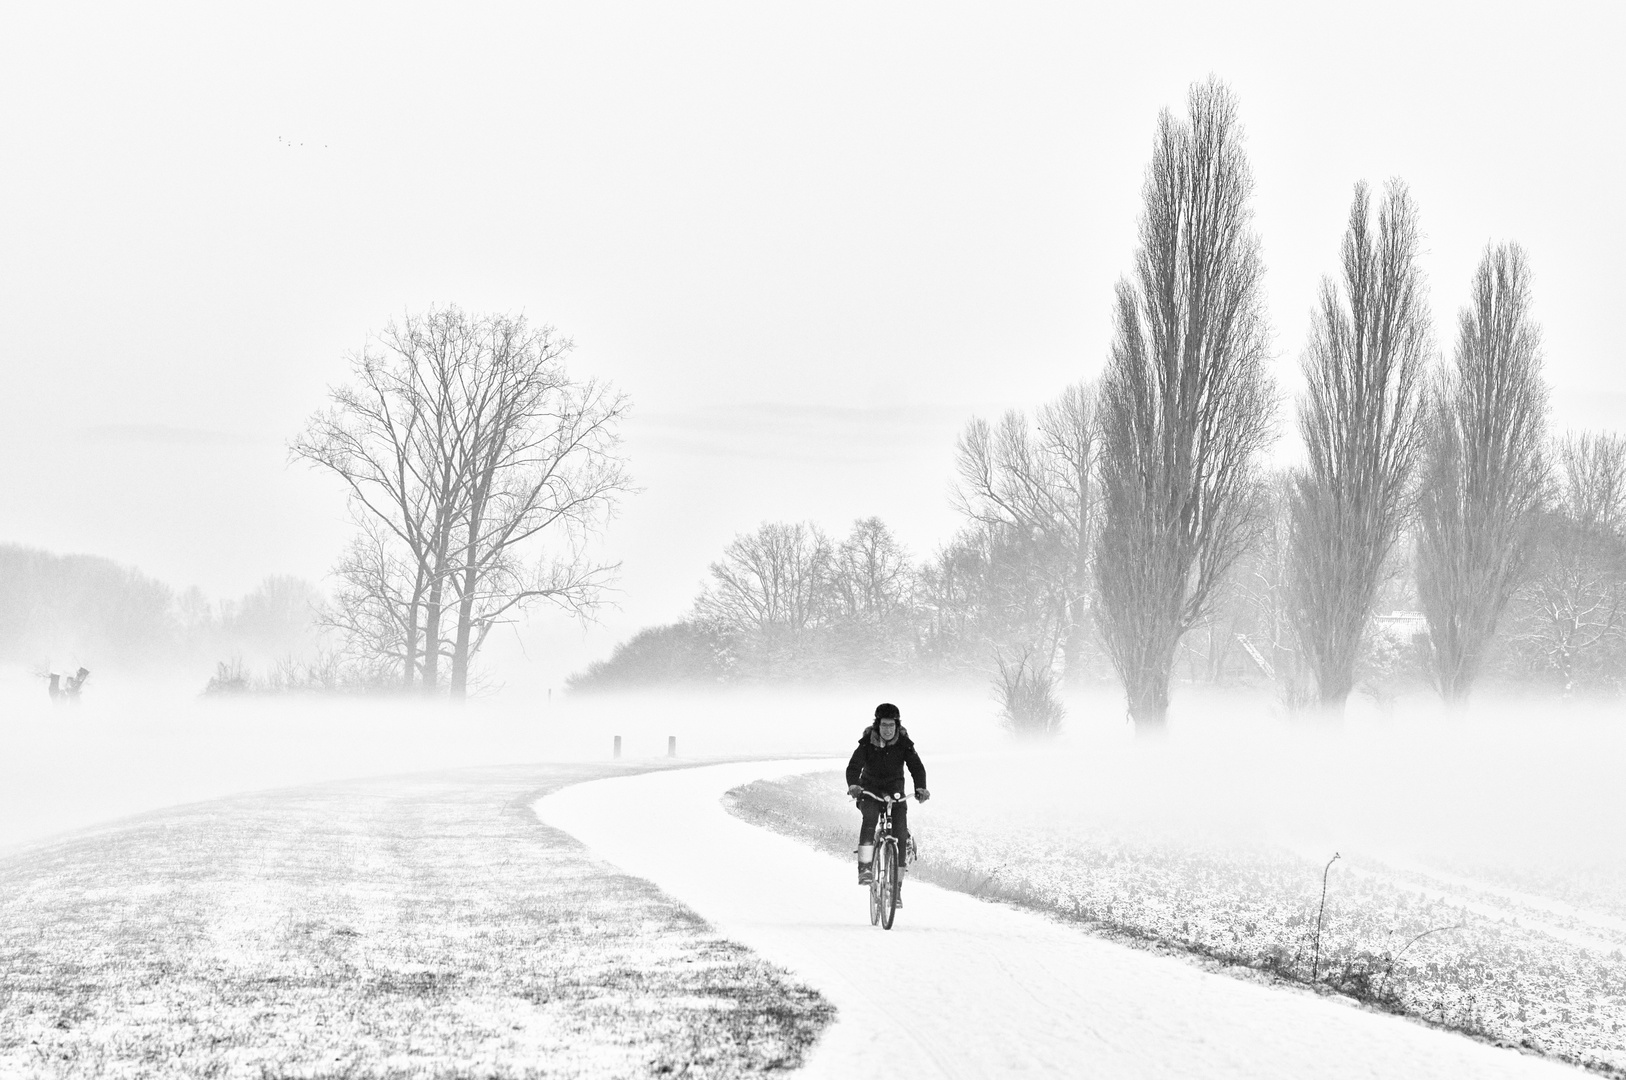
[667,735,677,758]
[613,735,622,759]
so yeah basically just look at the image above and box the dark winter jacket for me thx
[845,724,926,797]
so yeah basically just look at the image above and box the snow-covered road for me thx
[535,760,1579,1079]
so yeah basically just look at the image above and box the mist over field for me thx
[7,667,1621,915]
[0,673,974,853]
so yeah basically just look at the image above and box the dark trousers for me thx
[857,798,909,855]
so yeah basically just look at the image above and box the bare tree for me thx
[296,307,629,698]
[953,381,1098,680]
[1094,78,1276,731]
[1507,432,1626,695]
[1556,431,1626,534]
[911,512,1074,728]
[294,311,479,690]
[1416,243,1548,702]
[827,517,918,675]
[442,315,631,698]
[693,521,834,676]
[830,517,915,623]
[322,516,428,682]
[1288,181,1431,714]
[915,529,991,672]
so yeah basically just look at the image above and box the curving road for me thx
[535,760,1580,1079]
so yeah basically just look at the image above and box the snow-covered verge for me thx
[0,763,832,1079]
[728,762,1626,1077]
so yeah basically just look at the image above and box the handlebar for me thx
[858,791,911,804]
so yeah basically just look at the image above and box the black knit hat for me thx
[874,702,900,721]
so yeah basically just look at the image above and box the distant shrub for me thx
[992,647,1065,737]
[201,652,399,697]
[204,659,250,695]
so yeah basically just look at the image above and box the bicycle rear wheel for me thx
[878,841,898,929]
[868,854,881,925]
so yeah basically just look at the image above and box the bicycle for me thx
[859,791,910,929]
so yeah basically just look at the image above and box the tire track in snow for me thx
[536,760,1583,1079]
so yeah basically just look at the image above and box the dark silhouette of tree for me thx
[1095,78,1276,731]
[1288,181,1430,714]
[1416,243,1548,703]
[296,307,629,698]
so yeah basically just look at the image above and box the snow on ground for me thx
[729,768,1626,1073]
[0,764,832,1078]
[536,760,1586,1079]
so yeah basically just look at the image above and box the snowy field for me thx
[6,667,1623,1074]
[0,762,831,1078]
[728,699,1626,1075]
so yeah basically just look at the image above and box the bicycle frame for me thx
[860,791,909,929]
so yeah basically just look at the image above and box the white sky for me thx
[2,1,1622,688]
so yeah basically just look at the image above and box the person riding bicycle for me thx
[846,702,929,899]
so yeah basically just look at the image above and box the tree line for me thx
[575,77,1619,735]
[568,382,1098,734]
[0,544,322,676]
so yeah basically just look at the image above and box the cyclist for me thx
[846,702,929,902]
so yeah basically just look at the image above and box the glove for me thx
[847,785,864,797]
[916,788,930,802]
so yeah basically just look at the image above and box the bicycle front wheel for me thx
[878,841,898,930]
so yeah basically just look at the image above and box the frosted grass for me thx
[0,763,831,1078]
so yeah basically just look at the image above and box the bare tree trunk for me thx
[450,567,477,697]
[449,486,487,700]
[1119,622,1179,731]
[422,559,445,691]
[402,560,426,688]
[1095,78,1276,732]
[1288,181,1429,716]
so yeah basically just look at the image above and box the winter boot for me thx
[857,860,873,885]
[894,878,903,907]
